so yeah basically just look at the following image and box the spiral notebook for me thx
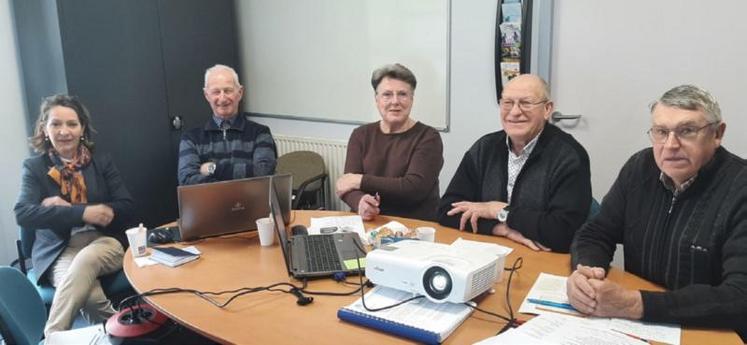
[337,286,473,344]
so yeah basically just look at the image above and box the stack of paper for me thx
[517,273,681,344]
[338,286,472,344]
[150,247,200,267]
[475,313,647,345]
[309,215,368,244]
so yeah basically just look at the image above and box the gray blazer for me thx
[14,153,135,284]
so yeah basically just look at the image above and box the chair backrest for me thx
[276,151,326,191]
[0,266,46,345]
[18,228,35,260]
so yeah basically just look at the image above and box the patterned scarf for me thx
[47,145,92,203]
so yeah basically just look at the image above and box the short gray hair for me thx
[204,64,242,89]
[650,84,721,123]
[371,63,416,91]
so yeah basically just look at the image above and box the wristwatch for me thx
[497,205,510,222]
[207,162,217,176]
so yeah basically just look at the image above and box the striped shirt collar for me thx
[212,114,239,128]
[659,172,697,196]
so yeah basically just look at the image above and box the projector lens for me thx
[423,266,452,300]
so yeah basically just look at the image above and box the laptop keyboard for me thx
[304,235,343,272]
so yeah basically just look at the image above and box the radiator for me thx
[274,134,349,211]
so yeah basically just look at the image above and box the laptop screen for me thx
[176,174,292,242]
[270,183,292,275]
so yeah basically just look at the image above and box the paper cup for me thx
[416,227,436,242]
[256,217,275,246]
[125,226,148,257]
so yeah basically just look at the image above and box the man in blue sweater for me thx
[568,85,747,340]
[178,64,277,185]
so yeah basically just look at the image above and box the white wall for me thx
[551,0,747,201]
[238,0,501,198]
[239,0,747,204]
[0,1,32,265]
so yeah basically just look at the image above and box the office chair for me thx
[0,266,47,345]
[276,151,328,210]
[16,229,133,309]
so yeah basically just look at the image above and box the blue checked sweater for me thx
[178,113,277,185]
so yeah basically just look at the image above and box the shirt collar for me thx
[212,114,238,128]
[659,172,697,195]
[507,130,542,158]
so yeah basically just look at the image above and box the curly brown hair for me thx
[30,94,96,153]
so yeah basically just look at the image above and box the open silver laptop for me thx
[176,174,292,241]
[270,183,364,279]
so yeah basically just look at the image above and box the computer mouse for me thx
[291,225,308,236]
[148,229,173,244]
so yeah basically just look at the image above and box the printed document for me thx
[518,273,681,344]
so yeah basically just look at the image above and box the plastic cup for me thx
[125,226,148,257]
[416,227,436,242]
[256,217,275,246]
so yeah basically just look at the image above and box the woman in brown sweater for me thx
[336,63,443,221]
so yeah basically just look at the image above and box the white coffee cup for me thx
[256,217,275,246]
[125,225,148,257]
[416,227,436,242]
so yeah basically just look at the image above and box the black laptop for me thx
[270,184,364,279]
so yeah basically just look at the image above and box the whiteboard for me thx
[237,0,451,130]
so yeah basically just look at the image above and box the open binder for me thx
[337,286,473,344]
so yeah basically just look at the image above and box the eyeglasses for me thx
[647,123,717,143]
[499,99,548,112]
[206,87,237,97]
[378,91,412,102]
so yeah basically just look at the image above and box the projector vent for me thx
[468,262,498,299]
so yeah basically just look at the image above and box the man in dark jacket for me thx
[567,85,747,340]
[438,74,591,252]
[178,64,277,185]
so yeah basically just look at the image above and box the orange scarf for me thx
[47,145,91,203]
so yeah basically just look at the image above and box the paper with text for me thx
[519,272,681,344]
[343,286,472,339]
[476,313,645,345]
[309,215,368,244]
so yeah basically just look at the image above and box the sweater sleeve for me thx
[340,128,367,210]
[360,128,443,205]
[98,154,136,235]
[250,128,277,177]
[508,147,592,252]
[571,155,631,269]
[640,183,747,334]
[437,149,499,234]
[14,158,85,237]
[177,131,212,186]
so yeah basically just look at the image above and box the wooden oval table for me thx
[123,211,742,344]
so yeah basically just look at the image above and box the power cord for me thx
[117,281,316,312]
[465,256,525,334]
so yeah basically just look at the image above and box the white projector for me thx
[366,239,507,303]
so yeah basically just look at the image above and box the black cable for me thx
[469,304,512,323]
[461,256,524,334]
[348,240,428,312]
[504,257,523,323]
[116,282,308,311]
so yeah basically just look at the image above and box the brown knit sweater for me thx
[340,121,443,221]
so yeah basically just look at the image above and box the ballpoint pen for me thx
[527,298,578,312]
